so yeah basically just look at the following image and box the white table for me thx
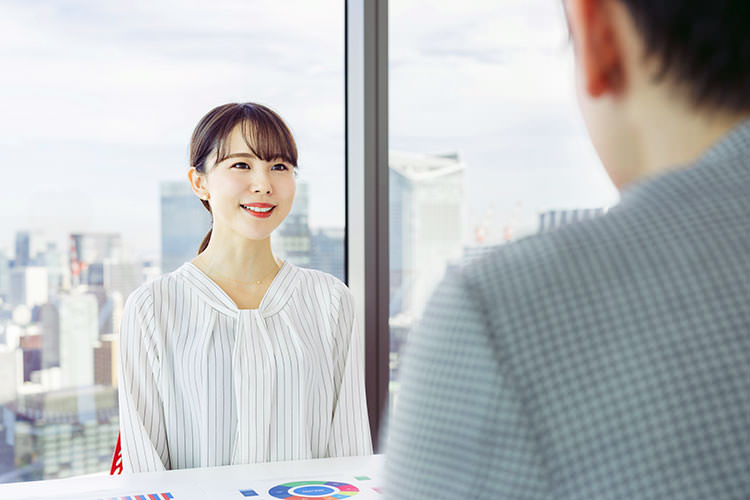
[0,454,385,500]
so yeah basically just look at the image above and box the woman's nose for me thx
[251,171,272,194]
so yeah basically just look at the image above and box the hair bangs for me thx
[214,105,298,167]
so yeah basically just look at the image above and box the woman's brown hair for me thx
[190,103,298,254]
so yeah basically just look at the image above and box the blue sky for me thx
[0,0,617,260]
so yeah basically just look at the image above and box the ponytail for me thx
[197,198,212,254]
[198,227,212,254]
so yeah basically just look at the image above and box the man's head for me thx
[565,0,750,188]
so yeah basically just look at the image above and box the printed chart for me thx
[270,480,358,498]
[1,456,385,500]
[232,475,382,499]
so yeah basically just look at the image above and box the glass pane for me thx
[0,0,344,482]
[388,0,619,408]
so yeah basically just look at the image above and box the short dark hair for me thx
[619,0,750,112]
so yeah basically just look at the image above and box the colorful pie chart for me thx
[268,480,359,499]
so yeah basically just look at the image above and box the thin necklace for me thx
[196,253,281,287]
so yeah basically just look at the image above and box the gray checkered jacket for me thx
[384,121,750,499]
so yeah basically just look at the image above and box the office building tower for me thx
[14,232,30,268]
[110,291,124,336]
[389,151,465,319]
[537,207,606,234]
[310,227,345,282]
[9,268,48,308]
[273,181,311,267]
[4,322,22,350]
[103,261,140,302]
[0,249,10,301]
[39,242,67,294]
[93,334,118,388]
[0,347,19,405]
[13,231,46,268]
[69,233,122,287]
[160,181,212,274]
[19,334,42,383]
[84,286,117,337]
[58,293,98,388]
[39,303,60,370]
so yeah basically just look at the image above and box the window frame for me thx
[345,0,390,451]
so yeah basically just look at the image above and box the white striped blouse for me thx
[117,260,373,472]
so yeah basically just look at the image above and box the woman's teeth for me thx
[242,205,274,213]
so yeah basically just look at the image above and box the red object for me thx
[241,205,275,218]
[110,431,123,475]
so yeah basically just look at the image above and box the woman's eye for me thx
[272,163,289,171]
[232,162,250,169]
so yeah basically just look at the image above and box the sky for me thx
[0,0,618,261]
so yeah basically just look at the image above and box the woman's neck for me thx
[194,234,281,285]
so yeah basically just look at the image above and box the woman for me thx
[118,103,372,472]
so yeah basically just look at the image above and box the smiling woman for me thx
[188,103,299,252]
[117,102,372,472]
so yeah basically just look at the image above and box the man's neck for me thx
[633,99,749,184]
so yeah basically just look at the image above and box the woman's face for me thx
[201,123,296,241]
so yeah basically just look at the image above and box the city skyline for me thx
[1,0,619,260]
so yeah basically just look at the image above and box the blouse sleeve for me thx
[326,282,374,457]
[118,286,170,472]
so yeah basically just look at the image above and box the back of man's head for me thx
[566,0,750,188]
[619,0,750,112]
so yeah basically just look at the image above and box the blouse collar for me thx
[176,259,300,319]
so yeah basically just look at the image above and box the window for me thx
[0,1,344,482]
[387,0,619,408]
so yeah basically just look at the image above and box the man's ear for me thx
[188,168,210,201]
[567,0,625,97]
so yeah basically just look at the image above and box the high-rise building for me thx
[58,293,98,388]
[9,268,48,308]
[0,347,19,405]
[273,181,312,267]
[537,207,606,234]
[0,249,10,302]
[39,242,67,294]
[310,227,345,282]
[69,233,123,287]
[93,334,118,388]
[389,151,465,319]
[39,303,60,370]
[19,334,42,383]
[84,286,117,337]
[13,231,46,268]
[14,232,30,268]
[0,386,119,482]
[103,261,141,302]
[160,181,212,274]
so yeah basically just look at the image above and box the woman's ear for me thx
[188,167,210,200]
[567,0,626,98]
